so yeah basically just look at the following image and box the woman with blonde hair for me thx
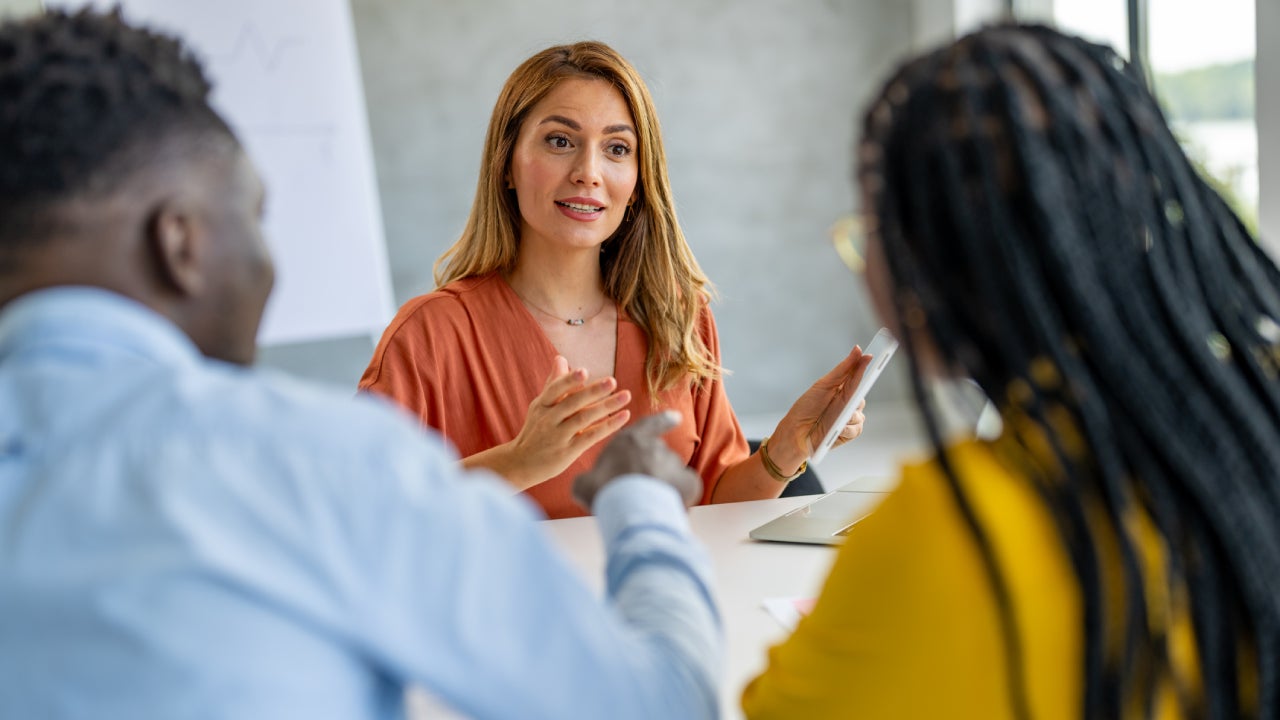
[361,41,870,519]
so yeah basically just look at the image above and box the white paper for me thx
[761,596,816,631]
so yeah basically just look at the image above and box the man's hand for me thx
[572,410,702,510]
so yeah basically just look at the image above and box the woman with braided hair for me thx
[743,24,1280,720]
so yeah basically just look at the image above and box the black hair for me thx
[860,24,1280,720]
[0,7,232,251]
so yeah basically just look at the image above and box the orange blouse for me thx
[359,273,749,519]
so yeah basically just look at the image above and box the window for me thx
[1051,0,1130,60]
[1149,2,1257,232]
[1050,1,1259,233]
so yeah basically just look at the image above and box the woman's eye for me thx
[607,143,632,158]
[546,134,571,149]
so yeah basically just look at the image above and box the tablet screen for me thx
[807,328,899,465]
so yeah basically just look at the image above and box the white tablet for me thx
[807,328,899,465]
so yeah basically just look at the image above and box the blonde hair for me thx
[435,41,719,396]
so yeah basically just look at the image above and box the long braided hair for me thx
[859,24,1280,719]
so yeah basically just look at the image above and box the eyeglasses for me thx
[829,214,867,274]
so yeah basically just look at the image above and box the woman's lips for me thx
[555,198,605,221]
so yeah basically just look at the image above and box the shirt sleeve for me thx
[357,298,442,429]
[687,306,749,504]
[739,471,1014,720]
[327,414,723,720]
[739,447,1081,720]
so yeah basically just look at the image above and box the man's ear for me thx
[147,202,205,297]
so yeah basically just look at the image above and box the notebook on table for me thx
[748,476,896,546]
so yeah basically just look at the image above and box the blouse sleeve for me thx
[358,297,448,432]
[739,474,1006,718]
[686,305,750,505]
[740,446,1081,720]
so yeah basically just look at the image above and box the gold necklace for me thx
[516,292,610,327]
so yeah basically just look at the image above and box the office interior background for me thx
[1,0,1273,482]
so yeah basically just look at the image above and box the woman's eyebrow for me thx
[538,114,636,136]
[538,114,580,130]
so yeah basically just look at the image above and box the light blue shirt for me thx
[0,288,721,719]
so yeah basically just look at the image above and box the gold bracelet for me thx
[759,435,807,483]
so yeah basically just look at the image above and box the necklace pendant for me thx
[566,318,585,326]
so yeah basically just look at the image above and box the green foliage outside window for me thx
[1153,59,1258,235]
[1156,60,1254,121]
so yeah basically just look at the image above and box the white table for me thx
[540,481,892,720]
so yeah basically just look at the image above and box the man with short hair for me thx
[0,9,720,719]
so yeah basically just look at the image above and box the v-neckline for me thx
[495,274,625,380]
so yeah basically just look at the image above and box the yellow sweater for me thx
[742,439,1197,719]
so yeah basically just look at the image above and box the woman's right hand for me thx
[489,356,632,490]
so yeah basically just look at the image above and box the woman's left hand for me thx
[768,348,874,473]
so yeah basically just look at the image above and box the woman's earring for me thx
[625,203,634,222]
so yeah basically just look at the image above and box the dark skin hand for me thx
[573,410,702,510]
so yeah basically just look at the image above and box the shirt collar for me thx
[0,286,206,368]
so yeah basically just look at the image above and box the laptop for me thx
[748,475,896,545]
